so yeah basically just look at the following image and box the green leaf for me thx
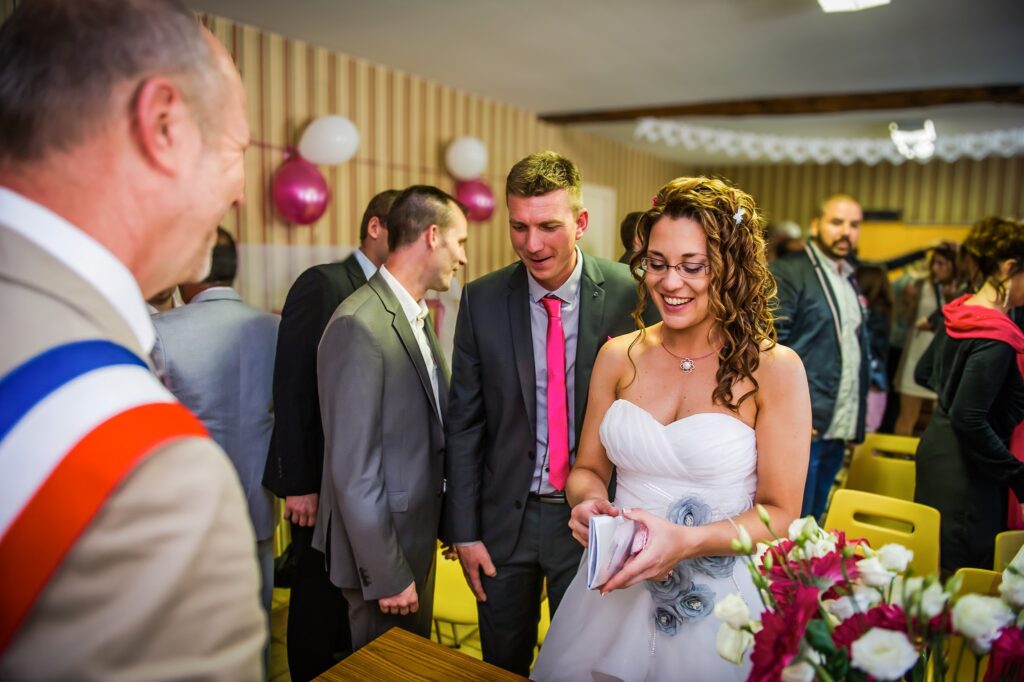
[805,620,837,656]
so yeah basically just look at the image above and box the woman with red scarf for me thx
[914,218,1024,573]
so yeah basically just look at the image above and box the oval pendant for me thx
[680,358,695,373]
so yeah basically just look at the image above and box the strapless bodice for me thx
[599,399,758,520]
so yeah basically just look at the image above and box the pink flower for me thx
[985,627,1024,682]
[749,585,820,682]
[832,604,908,651]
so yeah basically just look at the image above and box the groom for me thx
[444,151,655,675]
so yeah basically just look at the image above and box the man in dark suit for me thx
[314,186,468,649]
[444,152,653,675]
[262,189,397,680]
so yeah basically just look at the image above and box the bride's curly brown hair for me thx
[628,176,777,411]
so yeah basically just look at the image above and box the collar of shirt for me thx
[808,239,854,278]
[352,247,377,281]
[526,246,584,306]
[378,265,429,325]
[0,187,155,354]
[189,286,239,304]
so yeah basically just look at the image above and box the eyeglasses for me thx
[639,257,710,279]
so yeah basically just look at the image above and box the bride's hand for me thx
[600,508,691,595]
[568,498,619,547]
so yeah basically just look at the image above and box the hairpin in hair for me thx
[733,207,746,225]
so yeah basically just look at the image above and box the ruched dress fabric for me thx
[531,399,763,682]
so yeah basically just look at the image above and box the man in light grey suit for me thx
[314,185,468,650]
[151,227,279,620]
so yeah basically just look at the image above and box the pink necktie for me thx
[541,295,570,491]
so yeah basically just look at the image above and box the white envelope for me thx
[587,514,645,590]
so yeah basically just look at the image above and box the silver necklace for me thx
[659,341,719,373]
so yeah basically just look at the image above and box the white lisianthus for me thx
[804,535,838,559]
[788,516,821,542]
[827,585,881,621]
[753,542,772,569]
[890,576,924,608]
[780,661,815,682]
[877,544,914,573]
[953,594,1015,653]
[715,622,753,664]
[857,556,895,587]
[919,582,949,619]
[850,628,919,680]
[999,568,1024,609]
[714,594,751,629]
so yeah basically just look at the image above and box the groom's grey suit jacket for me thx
[313,272,449,600]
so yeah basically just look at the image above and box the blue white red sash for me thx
[0,340,207,651]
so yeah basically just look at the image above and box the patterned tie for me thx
[541,295,569,490]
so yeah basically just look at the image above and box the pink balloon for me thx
[272,155,329,224]
[455,179,495,222]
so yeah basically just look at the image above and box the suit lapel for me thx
[423,317,449,417]
[507,264,537,437]
[574,254,606,430]
[342,251,368,290]
[369,274,443,424]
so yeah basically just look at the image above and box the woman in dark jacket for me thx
[914,218,1024,572]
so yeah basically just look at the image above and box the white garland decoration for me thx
[634,117,1024,166]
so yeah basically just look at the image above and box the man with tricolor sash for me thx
[0,1,265,679]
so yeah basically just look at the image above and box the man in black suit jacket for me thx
[262,189,397,681]
[444,152,655,675]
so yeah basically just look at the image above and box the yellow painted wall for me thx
[858,223,971,264]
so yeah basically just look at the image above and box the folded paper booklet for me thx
[586,514,647,590]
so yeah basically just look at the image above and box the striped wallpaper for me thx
[198,13,685,310]
[693,158,1024,234]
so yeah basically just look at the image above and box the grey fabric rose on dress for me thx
[671,582,716,622]
[693,554,736,579]
[645,564,690,604]
[654,606,681,636]
[666,496,711,528]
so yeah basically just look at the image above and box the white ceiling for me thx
[187,0,1024,164]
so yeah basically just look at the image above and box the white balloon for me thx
[445,136,488,180]
[298,115,360,165]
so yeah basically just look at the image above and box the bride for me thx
[531,177,811,681]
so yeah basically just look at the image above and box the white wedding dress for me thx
[531,399,763,682]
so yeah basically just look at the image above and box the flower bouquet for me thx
[714,506,1024,681]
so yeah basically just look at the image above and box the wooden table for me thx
[316,627,527,681]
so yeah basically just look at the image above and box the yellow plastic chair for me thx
[272,498,291,558]
[432,548,479,649]
[823,489,940,576]
[994,530,1024,572]
[927,568,1002,681]
[843,433,919,501]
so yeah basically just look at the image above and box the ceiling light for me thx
[889,120,936,160]
[818,0,891,12]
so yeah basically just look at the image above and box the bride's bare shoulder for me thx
[755,341,807,391]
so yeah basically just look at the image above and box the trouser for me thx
[285,524,351,682]
[477,496,583,677]
[802,438,847,520]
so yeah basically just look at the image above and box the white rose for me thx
[715,622,753,664]
[857,556,895,587]
[780,661,815,682]
[788,516,821,542]
[805,536,838,559]
[850,628,920,681]
[953,594,1015,653]
[714,594,751,629]
[877,544,914,573]
[826,596,855,621]
[999,569,1024,609]
[827,585,881,622]
[920,582,949,619]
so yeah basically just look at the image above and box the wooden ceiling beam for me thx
[538,85,1024,124]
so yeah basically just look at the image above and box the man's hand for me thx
[378,581,419,616]
[455,543,497,602]
[284,493,318,527]
[568,498,618,547]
